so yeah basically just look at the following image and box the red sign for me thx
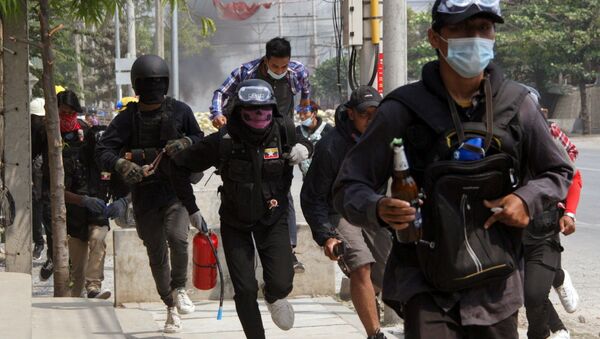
[377,52,384,95]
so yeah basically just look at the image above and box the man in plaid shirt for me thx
[210,37,311,129]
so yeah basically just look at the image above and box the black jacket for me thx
[95,98,203,213]
[171,117,313,229]
[332,61,573,326]
[300,105,360,246]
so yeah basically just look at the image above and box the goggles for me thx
[238,86,272,103]
[437,0,501,16]
[295,105,315,114]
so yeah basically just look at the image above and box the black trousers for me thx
[134,201,189,307]
[221,212,295,339]
[524,239,566,339]
[32,193,45,246]
[402,293,518,339]
[42,191,53,259]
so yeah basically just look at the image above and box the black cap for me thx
[432,0,504,31]
[347,86,383,112]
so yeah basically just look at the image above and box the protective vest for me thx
[124,97,180,166]
[62,128,89,196]
[218,119,293,228]
[82,125,124,203]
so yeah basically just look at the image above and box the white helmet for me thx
[30,97,46,116]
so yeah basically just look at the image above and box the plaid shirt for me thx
[549,122,581,214]
[210,58,311,120]
[549,122,578,162]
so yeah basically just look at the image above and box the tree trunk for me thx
[0,17,4,161]
[74,22,84,105]
[39,0,70,297]
[578,80,590,135]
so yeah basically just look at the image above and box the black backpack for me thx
[387,77,528,291]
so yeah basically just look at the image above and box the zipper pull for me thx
[510,168,518,187]
[418,239,436,249]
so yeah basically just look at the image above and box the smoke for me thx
[178,0,264,112]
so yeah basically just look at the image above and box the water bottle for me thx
[453,137,485,161]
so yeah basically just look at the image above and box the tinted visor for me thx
[435,0,503,25]
[437,0,500,14]
[238,86,273,104]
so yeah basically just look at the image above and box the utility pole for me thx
[383,0,407,94]
[3,0,33,273]
[171,2,179,100]
[278,0,283,37]
[126,0,136,96]
[311,0,318,71]
[115,9,122,101]
[359,0,381,87]
[381,0,407,323]
[155,0,164,58]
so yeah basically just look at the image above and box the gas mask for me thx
[240,106,273,131]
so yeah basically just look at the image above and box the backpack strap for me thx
[447,76,495,155]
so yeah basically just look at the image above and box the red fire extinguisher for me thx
[193,231,218,290]
[193,230,224,320]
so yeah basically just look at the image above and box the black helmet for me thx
[235,79,277,108]
[130,55,170,93]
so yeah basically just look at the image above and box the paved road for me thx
[552,137,600,338]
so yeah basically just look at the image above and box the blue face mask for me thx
[439,36,495,78]
[301,116,313,127]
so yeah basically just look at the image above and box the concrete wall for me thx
[552,85,600,133]
[113,222,335,305]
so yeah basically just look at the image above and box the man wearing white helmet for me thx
[30,98,47,261]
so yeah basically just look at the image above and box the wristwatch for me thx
[564,212,576,222]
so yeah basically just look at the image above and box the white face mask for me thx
[267,67,287,80]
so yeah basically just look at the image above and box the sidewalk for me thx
[116,297,404,339]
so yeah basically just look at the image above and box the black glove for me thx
[81,195,107,215]
[190,211,208,234]
[115,158,144,185]
[104,197,128,219]
[165,137,192,156]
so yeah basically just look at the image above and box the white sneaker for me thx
[550,329,570,339]
[164,307,181,333]
[266,298,294,330]
[554,270,579,313]
[172,287,195,314]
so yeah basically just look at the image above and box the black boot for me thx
[367,330,387,339]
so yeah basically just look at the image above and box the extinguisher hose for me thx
[206,232,224,320]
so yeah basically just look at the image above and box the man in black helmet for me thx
[170,79,313,339]
[96,54,204,333]
[332,1,573,338]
